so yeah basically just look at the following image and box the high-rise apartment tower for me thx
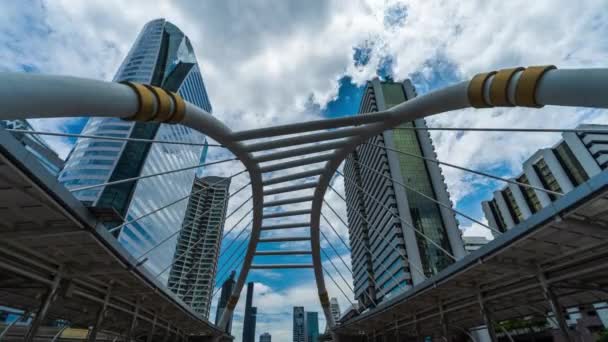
[168,176,230,317]
[344,79,465,308]
[293,306,305,342]
[482,124,608,234]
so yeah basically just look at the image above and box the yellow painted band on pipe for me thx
[145,85,173,122]
[489,67,524,106]
[515,65,556,107]
[121,82,156,121]
[166,91,186,124]
[468,72,496,108]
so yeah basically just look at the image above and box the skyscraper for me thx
[293,307,305,342]
[305,312,319,342]
[325,298,341,334]
[0,119,64,177]
[58,19,213,276]
[329,298,341,323]
[167,176,230,318]
[243,282,257,342]
[260,332,271,342]
[482,124,608,234]
[215,270,236,333]
[344,78,465,308]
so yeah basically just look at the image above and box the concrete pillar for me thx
[25,271,62,342]
[477,292,498,342]
[88,283,113,342]
[537,271,573,342]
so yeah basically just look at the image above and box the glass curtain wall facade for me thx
[0,119,64,176]
[344,79,464,308]
[58,19,213,278]
[168,176,230,318]
[305,312,319,342]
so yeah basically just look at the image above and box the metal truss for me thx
[0,65,607,341]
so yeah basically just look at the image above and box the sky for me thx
[2,0,608,341]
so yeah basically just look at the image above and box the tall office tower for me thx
[293,307,305,342]
[167,176,230,318]
[324,298,341,333]
[0,119,64,176]
[344,79,465,308]
[215,270,236,333]
[482,124,608,235]
[243,282,257,342]
[260,332,272,342]
[304,312,319,342]
[462,236,490,253]
[58,19,213,276]
[329,297,341,323]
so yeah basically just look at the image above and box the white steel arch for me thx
[0,66,607,338]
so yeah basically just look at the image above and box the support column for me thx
[477,291,498,342]
[394,318,400,342]
[438,302,449,342]
[413,313,423,342]
[146,311,158,342]
[162,323,172,342]
[537,271,573,342]
[88,282,113,342]
[127,296,142,340]
[25,271,62,342]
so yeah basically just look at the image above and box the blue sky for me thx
[3,1,608,340]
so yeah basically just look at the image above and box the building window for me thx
[554,141,589,186]
[533,158,562,201]
[502,188,523,224]
[517,174,542,213]
[488,199,507,232]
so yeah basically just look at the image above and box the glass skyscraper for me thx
[305,312,319,342]
[343,79,466,308]
[0,119,64,177]
[59,19,212,279]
